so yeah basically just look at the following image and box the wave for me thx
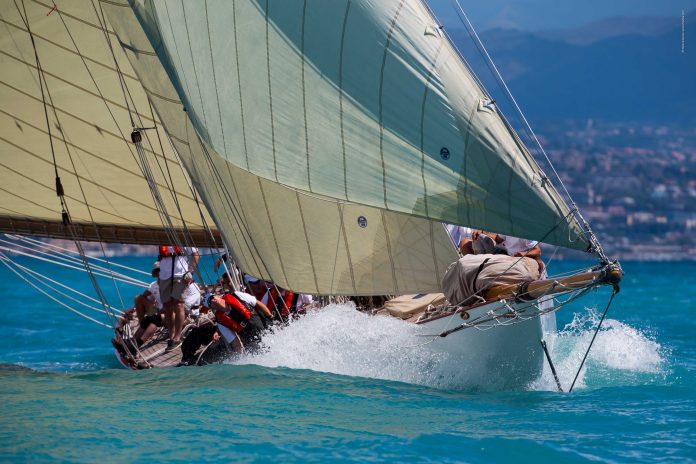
[530,308,668,391]
[232,303,448,387]
[231,303,668,391]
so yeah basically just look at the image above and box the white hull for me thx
[419,301,545,390]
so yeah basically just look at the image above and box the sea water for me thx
[0,258,693,462]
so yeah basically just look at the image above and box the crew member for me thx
[158,245,199,351]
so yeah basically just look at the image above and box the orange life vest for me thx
[266,288,296,318]
[215,293,253,333]
[158,245,183,259]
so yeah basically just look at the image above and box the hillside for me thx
[447,11,695,124]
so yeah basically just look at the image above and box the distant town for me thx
[535,119,695,260]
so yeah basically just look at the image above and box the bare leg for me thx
[139,322,160,345]
[164,300,176,338]
[135,295,149,321]
[172,300,185,341]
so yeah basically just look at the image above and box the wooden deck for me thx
[114,315,219,369]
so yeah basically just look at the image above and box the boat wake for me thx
[232,304,667,391]
[531,308,668,391]
[233,303,451,388]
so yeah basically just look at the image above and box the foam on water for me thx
[232,303,668,391]
[233,303,449,387]
[531,307,668,391]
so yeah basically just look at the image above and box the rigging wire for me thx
[11,259,124,314]
[0,252,112,328]
[95,7,208,286]
[91,0,135,129]
[568,288,618,393]
[0,244,145,287]
[5,234,150,276]
[7,256,123,316]
[0,236,148,284]
[167,133,238,291]
[446,0,609,261]
[95,0,209,275]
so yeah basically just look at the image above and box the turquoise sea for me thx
[0,257,693,463]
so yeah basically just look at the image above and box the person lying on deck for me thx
[444,224,474,255]
[498,234,544,274]
[468,230,545,274]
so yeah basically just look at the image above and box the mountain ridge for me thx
[447,12,695,124]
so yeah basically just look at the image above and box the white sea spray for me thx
[232,303,450,387]
[530,307,667,391]
[232,303,668,391]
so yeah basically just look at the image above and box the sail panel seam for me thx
[338,0,352,200]
[295,191,320,294]
[419,43,444,218]
[204,0,229,164]
[264,0,279,183]
[231,0,250,170]
[257,179,289,285]
[337,202,357,294]
[0,135,168,214]
[0,108,195,202]
[300,0,311,190]
[0,50,157,124]
[378,1,406,209]
[180,0,210,137]
[0,17,139,81]
[380,209,399,294]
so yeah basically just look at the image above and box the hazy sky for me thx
[428,0,696,31]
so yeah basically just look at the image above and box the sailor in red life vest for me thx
[209,291,272,346]
[261,286,298,321]
[179,291,272,366]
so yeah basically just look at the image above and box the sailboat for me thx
[0,0,621,389]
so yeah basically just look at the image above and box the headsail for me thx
[101,0,592,294]
[111,0,588,250]
[0,0,219,246]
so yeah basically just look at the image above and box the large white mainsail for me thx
[102,0,591,295]
[0,0,218,245]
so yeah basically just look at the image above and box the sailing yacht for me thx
[0,0,620,389]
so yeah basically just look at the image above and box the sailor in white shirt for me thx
[499,235,544,273]
[445,224,474,254]
[182,282,202,318]
[157,246,199,351]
